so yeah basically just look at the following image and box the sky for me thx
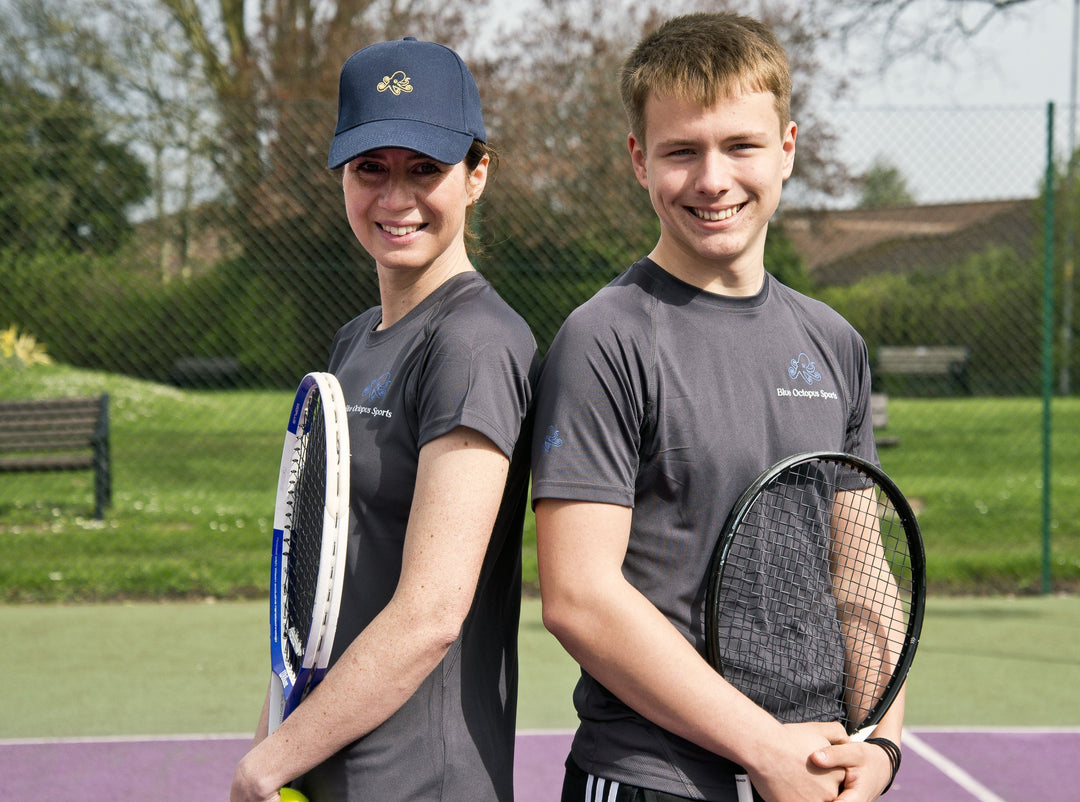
[488,0,1077,204]
[810,0,1079,205]
[842,0,1076,108]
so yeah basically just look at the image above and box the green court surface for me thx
[2,595,1076,739]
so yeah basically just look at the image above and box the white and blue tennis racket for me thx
[268,372,350,734]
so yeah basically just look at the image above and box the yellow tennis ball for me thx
[279,789,309,802]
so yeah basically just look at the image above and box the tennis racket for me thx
[704,451,925,801]
[268,372,351,734]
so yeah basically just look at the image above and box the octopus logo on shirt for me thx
[361,371,393,402]
[788,353,822,386]
[542,425,563,452]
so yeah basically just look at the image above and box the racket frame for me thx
[268,372,350,732]
[705,451,926,736]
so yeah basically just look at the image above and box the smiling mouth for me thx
[690,203,745,222]
[378,223,423,236]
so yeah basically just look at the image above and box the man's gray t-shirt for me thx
[531,258,877,800]
[300,271,538,801]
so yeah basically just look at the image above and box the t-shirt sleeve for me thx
[844,330,879,464]
[415,319,536,459]
[530,307,646,508]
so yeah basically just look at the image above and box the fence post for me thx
[1042,101,1056,596]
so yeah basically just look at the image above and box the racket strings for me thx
[283,391,329,677]
[715,475,846,723]
[827,472,914,727]
[711,460,915,732]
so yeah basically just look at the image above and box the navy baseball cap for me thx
[328,37,486,169]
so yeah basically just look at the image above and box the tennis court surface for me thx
[3,727,1077,800]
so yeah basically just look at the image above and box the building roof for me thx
[780,198,1040,285]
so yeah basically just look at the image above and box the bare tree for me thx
[483,0,855,216]
[95,0,220,280]
[807,0,1042,67]
[469,0,854,347]
[153,0,492,265]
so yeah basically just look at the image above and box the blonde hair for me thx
[619,12,792,146]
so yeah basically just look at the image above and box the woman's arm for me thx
[231,426,510,802]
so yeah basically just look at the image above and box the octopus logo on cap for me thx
[377,71,413,95]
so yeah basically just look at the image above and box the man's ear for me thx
[781,121,797,180]
[628,132,649,189]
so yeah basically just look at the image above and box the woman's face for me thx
[341,147,487,275]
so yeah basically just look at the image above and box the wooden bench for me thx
[871,392,899,448]
[874,345,971,393]
[0,395,112,519]
[169,357,241,388]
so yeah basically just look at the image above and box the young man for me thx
[531,12,904,802]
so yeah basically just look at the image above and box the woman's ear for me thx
[467,154,490,205]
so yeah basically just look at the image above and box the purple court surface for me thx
[2,728,1077,801]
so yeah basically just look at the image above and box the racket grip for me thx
[851,723,877,743]
[267,671,285,734]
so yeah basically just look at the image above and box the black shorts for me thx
[560,756,700,802]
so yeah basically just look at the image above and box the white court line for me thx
[906,725,1080,733]
[0,733,252,746]
[903,730,1008,802]
[2,726,1075,747]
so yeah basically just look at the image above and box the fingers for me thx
[810,741,859,769]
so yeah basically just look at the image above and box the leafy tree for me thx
[766,226,813,294]
[0,0,214,271]
[0,78,150,253]
[857,157,916,208]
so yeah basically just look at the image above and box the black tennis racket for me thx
[268,372,350,734]
[704,452,925,801]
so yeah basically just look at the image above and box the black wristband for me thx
[865,737,902,794]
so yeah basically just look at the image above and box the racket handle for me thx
[852,723,877,743]
[267,672,285,734]
[735,772,754,802]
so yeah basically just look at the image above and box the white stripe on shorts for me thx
[585,773,621,802]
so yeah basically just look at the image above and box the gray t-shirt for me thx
[531,258,877,800]
[300,271,538,801]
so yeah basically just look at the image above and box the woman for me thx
[231,37,538,802]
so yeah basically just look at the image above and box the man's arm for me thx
[536,498,847,801]
[230,427,510,802]
[813,487,908,801]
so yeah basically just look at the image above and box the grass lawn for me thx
[2,364,1079,601]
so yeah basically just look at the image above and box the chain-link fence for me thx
[2,92,1078,593]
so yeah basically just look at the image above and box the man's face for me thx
[629,90,796,295]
